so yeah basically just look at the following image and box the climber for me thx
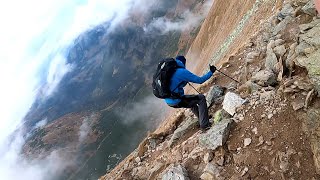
[164,56,216,131]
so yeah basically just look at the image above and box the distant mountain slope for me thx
[21,0,212,179]
[24,0,206,128]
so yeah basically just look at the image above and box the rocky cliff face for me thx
[101,0,320,179]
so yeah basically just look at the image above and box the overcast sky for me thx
[0,0,213,179]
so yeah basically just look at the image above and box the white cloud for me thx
[0,148,74,180]
[131,0,158,16]
[78,117,91,143]
[34,119,48,129]
[119,96,169,129]
[144,0,213,34]
[44,55,74,97]
[0,130,73,180]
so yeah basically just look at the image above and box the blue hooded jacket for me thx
[164,59,213,106]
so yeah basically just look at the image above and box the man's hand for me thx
[210,65,216,73]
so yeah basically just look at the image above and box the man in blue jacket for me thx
[165,56,216,131]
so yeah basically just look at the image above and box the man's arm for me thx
[178,69,213,84]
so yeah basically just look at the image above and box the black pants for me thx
[170,94,210,128]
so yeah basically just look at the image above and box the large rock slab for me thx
[295,41,314,55]
[265,46,278,72]
[252,70,278,87]
[299,19,320,33]
[297,49,320,95]
[296,20,320,93]
[273,16,293,35]
[162,164,190,180]
[302,109,320,174]
[199,119,233,150]
[168,117,198,147]
[301,0,317,16]
[299,25,320,48]
[222,92,246,115]
[206,85,226,107]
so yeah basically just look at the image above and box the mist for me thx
[0,0,214,179]
[34,119,48,129]
[143,0,213,34]
[78,117,91,144]
[118,96,169,129]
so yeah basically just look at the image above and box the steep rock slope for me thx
[101,0,320,179]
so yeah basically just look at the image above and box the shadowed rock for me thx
[206,85,226,107]
[168,117,198,147]
[199,119,233,150]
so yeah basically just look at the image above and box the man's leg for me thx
[197,94,210,128]
[190,103,199,119]
[177,95,210,128]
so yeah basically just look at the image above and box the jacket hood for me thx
[176,59,185,68]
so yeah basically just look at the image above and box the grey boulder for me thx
[162,164,190,180]
[199,119,233,150]
[252,70,278,87]
[206,85,226,107]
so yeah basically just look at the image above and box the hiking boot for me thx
[200,122,212,132]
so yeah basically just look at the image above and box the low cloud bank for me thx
[143,0,213,34]
[44,55,74,97]
[118,96,169,129]
[34,119,48,129]
[78,117,91,144]
[0,131,75,180]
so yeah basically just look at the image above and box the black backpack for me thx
[152,58,179,99]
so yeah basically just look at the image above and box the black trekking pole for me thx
[188,82,201,94]
[215,69,240,84]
